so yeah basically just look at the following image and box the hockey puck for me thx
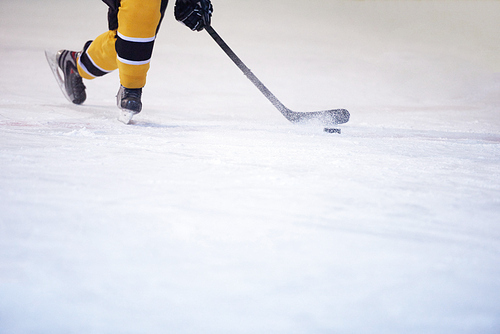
[324,128,341,134]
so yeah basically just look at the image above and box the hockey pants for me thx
[77,0,169,89]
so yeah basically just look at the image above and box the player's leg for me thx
[114,0,167,122]
[56,29,120,105]
[115,0,163,89]
[77,31,119,81]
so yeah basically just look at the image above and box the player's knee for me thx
[118,0,162,38]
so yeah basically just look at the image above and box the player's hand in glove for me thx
[174,0,213,32]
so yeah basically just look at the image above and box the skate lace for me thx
[124,88,142,100]
[72,75,86,94]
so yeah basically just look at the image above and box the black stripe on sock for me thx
[116,36,155,63]
[80,51,108,77]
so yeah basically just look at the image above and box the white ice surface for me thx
[1,0,500,333]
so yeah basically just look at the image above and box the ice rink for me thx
[1,0,500,333]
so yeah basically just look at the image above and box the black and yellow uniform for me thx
[77,0,169,89]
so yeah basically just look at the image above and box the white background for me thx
[1,0,499,333]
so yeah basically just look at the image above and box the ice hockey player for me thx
[54,0,213,124]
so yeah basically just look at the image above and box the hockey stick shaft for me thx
[205,25,288,114]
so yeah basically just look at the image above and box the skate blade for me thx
[44,50,72,104]
[118,109,136,124]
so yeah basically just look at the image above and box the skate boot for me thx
[116,85,142,124]
[56,50,86,105]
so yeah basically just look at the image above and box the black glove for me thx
[174,0,213,32]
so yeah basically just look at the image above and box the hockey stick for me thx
[206,25,350,126]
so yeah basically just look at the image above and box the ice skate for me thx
[45,49,86,105]
[116,85,142,124]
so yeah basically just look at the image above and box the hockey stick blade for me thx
[206,26,349,126]
[283,108,350,126]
